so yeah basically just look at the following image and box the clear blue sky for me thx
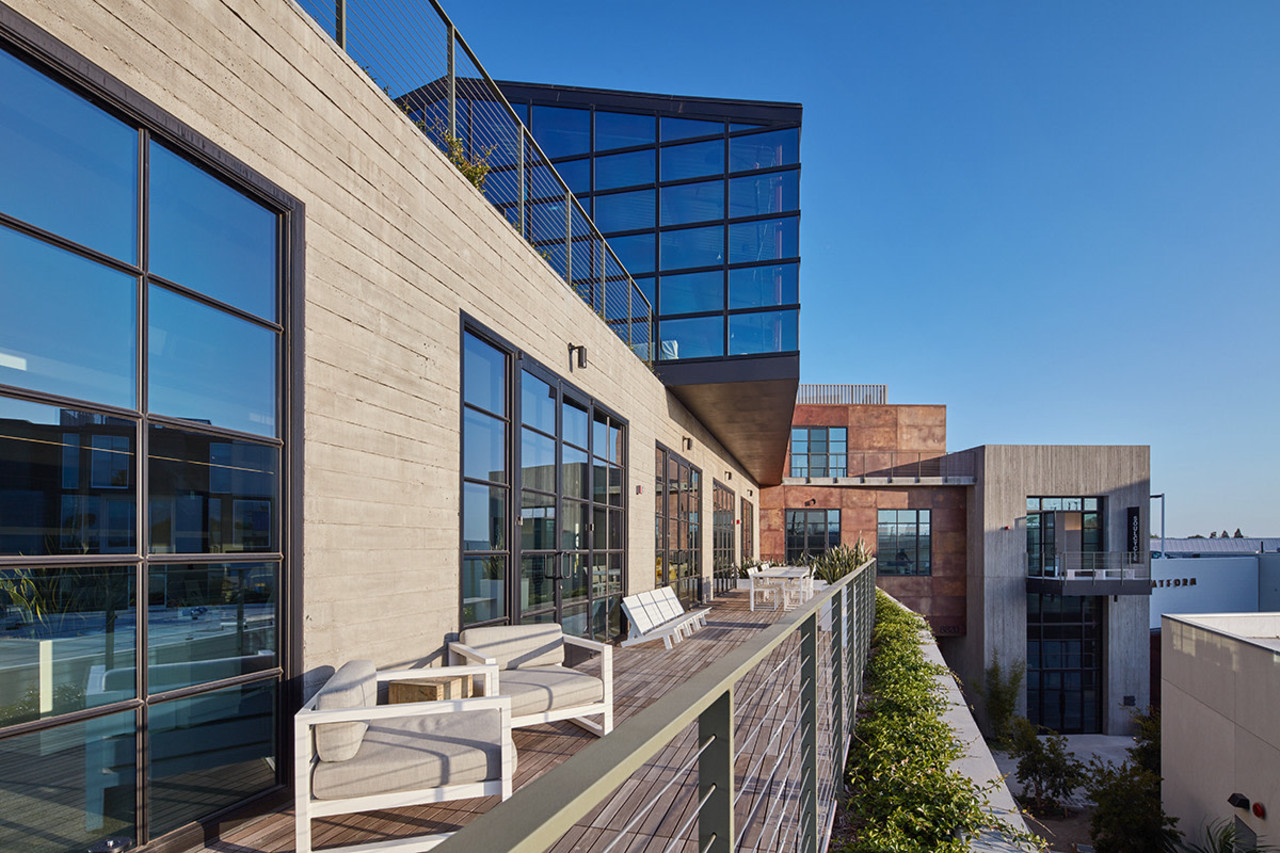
[441,0,1280,538]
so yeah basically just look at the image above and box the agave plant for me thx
[810,538,872,584]
[1181,818,1278,853]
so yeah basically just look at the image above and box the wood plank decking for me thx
[190,590,830,853]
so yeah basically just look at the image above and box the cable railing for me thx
[1028,551,1151,581]
[434,562,877,853]
[796,384,887,405]
[296,0,655,363]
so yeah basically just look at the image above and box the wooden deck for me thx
[192,590,827,853]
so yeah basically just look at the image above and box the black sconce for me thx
[568,343,587,369]
[682,436,692,451]
[1228,792,1251,810]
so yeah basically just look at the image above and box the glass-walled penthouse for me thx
[493,82,801,365]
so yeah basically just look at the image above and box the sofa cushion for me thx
[313,660,376,762]
[459,624,564,670]
[499,665,603,717]
[311,709,512,800]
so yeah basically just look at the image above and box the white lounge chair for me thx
[294,659,510,853]
[449,623,613,736]
[620,587,711,648]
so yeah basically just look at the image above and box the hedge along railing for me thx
[296,0,656,363]
[435,561,878,853]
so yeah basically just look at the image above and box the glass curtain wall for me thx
[462,326,625,640]
[0,44,291,851]
[784,509,839,564]
[654,445,702,605]
[480,91,800,362]
[712,482,735,594]
[1026,497,1102,578]
[1026,594,1103,733]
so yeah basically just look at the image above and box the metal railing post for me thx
[446,23,457,139]
[517,132,526,238]
[800,612,819,853]
[831,585,845,796]
[698,690,734,853]
[334,0,346,49]
[564,191,573,284]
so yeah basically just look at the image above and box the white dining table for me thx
[749,566,808,611]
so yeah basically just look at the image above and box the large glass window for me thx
[0,42,290,850]
[593,189,655,233]
[660,316,723,360]
[729,128,799,172]
[1026,497,1103,578]
[729,216,798,263]
[712,482,735,595]
[595,149,655,191]
[462,326,625,640]
[789,426,847,478]
[532,105,591,158]
[729,170,799,218]
[877,509,932,576]
[785,509,839,564]
[661,180,724,226]
[660,224,724,271]
[1027,594,1103,733]
[661,139,724,182]
[596,111,654,151]
[655,445,702,606]
[728,309,797,355]
[729,262,799,309]
[660,270,724,314]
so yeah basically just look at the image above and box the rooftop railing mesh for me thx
[296,0,654,363]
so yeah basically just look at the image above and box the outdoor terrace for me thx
[187,573,874,853]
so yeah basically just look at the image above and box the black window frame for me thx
[784,507,840,564]
[876,509,932,576]
[789,426,847,478]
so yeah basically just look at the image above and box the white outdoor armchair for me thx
[294,659,511,853]
[449,623,613,736]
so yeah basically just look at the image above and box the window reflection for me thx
[660,316,723,360]
[728,309,798,355]
[0,226,137,409]
[532,105,590,158]
[660,225,723,271]
[659,270,723,314]
[729,128,799,172]
[661,139,724,182]
[149,142,277,321]
[661,180,724,226]
[0,48,138,263]
[148,425,278,554]
[593,189,655,233]
[729,263,798,309]
[595,111,654,151]
[729,170,799,217]
[0,399,136,556]
[728,217,798,264]
[595,149,655,191]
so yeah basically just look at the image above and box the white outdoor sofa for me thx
[294,659,510,853]
[449,622,613,737]
[620,587,710,649]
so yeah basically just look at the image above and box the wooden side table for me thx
[388,673,482,704]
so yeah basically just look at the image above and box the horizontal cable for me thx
[598,733,716,853]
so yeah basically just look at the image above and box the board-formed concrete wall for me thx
[957,444,1150,734]
[1162,614,1280,841]
[6,0,757,690]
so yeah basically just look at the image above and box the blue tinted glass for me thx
[463,482,506,549]
[730,122,763,132]
[149,143,277,320]
[468,100,521,166]
[521,371,556,432]
[0,49,138,262]
[729,217,798,263]
[730,128,800,172]
[148,285,277,436]
[148,425,278,553]
[596,111,654,150]
[661,225,723,271]
[660,316,723,359]
[463,332,506,415]
[593,189,654,233]
[148,680,277,836]
[728,309,798,355]
[147,563,277,689]
[661,140,724,182]
[0,226,136,408]
[553,157,591,195]
[634,276,656,306]
[661,180,724,226]
[606,232,654,274]
[729,262,799,308]
[1,708,137,850]
[729,170,799,217]
[661,116,722,141]
[0,398,136,556]
[532,105,590,158]
[660,270,723,314]
[595,149,655,190]
[483,165,520,205]
[463,408,505,483]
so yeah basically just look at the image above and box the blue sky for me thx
[441,0,1280,538]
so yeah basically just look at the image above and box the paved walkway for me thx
[993,733,1133,809]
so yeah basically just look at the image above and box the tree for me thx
[1234,528,1244,538]
[978,651,1024,749]
[1221,530,1230,539]
[1085,706,1180,852]
[1209,531,1217,538]
[1009,717,1085,815]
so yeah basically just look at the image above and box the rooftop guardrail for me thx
[434,562,877,853]
[296,0,655,363]
[796,384,887,405]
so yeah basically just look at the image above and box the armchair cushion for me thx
[459,624,564,670]
[499,665,604,717]
[313,660,376,762]
[311,708,511,800]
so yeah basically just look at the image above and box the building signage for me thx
[1151,577,1197,588]
[1127,506,1141,558]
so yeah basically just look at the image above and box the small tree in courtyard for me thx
[1009,716,1085,815]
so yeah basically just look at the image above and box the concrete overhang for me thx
[1026,577,1152,597]
[655,353,798,486]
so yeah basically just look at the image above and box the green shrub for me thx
[1086,758,1179,853]
[839,592,1041,852]
[1008,717,1085,815]
[978,650,1025,748]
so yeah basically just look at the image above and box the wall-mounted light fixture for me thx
[804,498,816,507]
[682,436,692,451]
[725,470,733,480]
[748,488,754,497]
[568,343,587,370]
[1228,793,1251,810]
